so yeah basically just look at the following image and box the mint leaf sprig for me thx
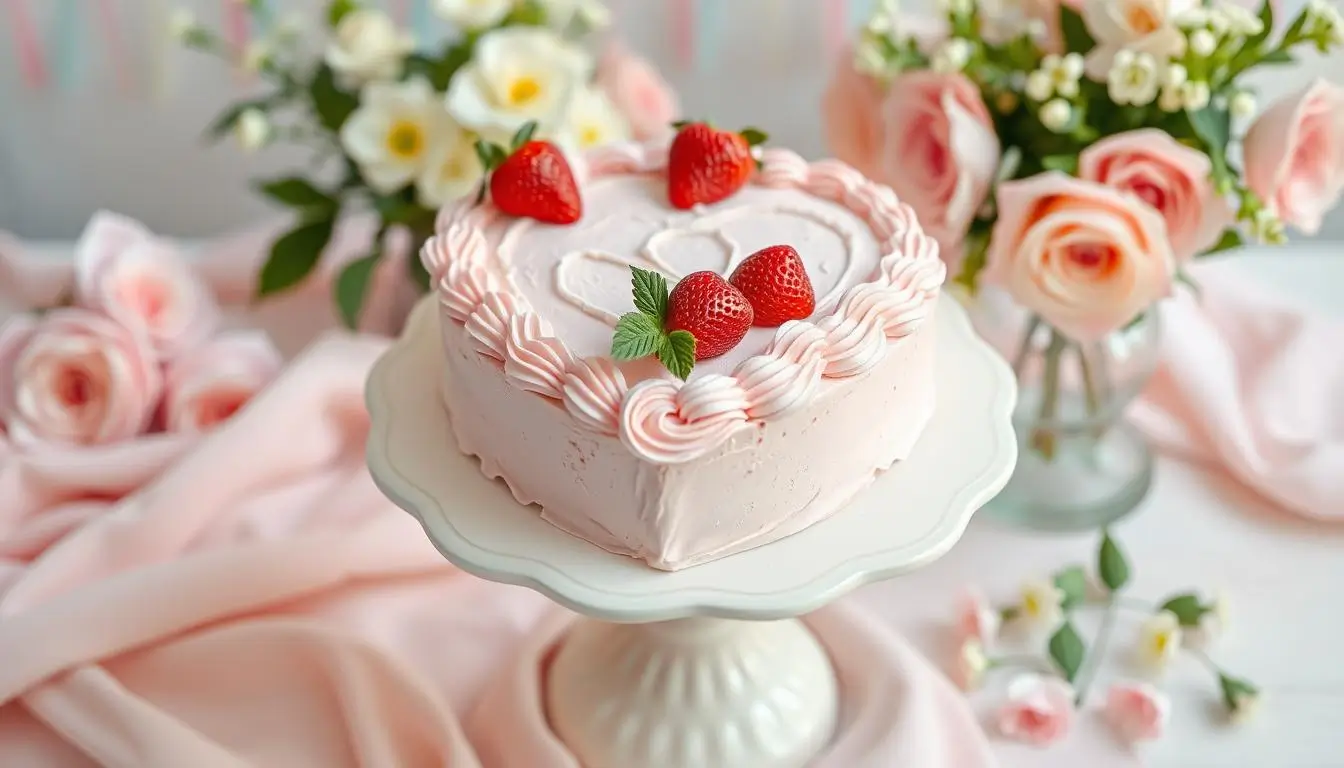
[610,266,697,380]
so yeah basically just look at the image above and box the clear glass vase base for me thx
[983,420,1154,532]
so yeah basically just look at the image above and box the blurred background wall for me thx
[1,0,1339,240]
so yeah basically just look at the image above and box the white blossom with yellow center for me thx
[416,122,487,208]
[1137,610,1183,671]
[341,77,453,194]
[1018,578,1065,629]
[561,86,631,152]
[445,27,591,138]
[433,0,514,31]
[324,9,416,88]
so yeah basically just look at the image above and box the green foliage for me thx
[1053,566,1088,611]
[611,313,663,360]
[1048,621,1086,682]
[257,177,338,215]
[258,218,337,299]
[327,0,360,27]
[309,65,359,132]
[335,253,381,328]
[610,267,696,379]
[1097,530,1131,592]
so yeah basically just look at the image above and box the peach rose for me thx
[878,72,1001,253]
[1244,79,1344,235]
[1080,0,1192,78]
[163,331,283,434]
[984,173,1175,342]
[998,674,1075,746]
[74,212,220,360]
[822,48,886,179]
[1080,129,1228,262]
[0,309,161,447]
[594,41,680,142]
[1106,681,1170,742]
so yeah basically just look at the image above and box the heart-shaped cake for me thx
[421,137,945,571]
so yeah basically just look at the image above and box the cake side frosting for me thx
[422,141,945,466]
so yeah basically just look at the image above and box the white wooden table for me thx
[4,242,1342,767]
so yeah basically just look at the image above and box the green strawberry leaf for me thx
[1097,530,1131,592]
[739,127,769,146]
[511,120,538,150]
[630,266,669,321]
[659,330,696,380]
[611,312,663,360]
[474,140,507,173]
[1048,621,1086,683]
[670,120,691,130]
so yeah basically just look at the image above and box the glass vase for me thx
[966,289,1162,531]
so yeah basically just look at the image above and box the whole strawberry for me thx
[610,267,753,379]
[729,245,816,327]
[667,121,769,210]
[666,271,754,359]
[475,121,582,225]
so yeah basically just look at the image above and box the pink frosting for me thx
[433,140,945,465]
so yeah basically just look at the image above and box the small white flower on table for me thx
[415,123,486,208]
[1136,609,1183,672]
[445,27,591,139]
[1018,578,1065,629]
[341,77,455,194]
[433,0,514,31]
[324,9,416,88]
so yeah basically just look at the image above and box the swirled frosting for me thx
[428,139,943,464]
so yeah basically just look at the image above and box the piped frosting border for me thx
[421,140,945,465]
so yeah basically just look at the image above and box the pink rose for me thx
[1106,681,1170,742]
[1244,79,1344,235]
[998,674,1075,746]
[1080,129,1228,262]
[74,211,220,360]
[955,587,1001,646]
[822,47,886,179]
[984,173,1175,342]
[0,309,161,447]
[594,41,680,142]
[878,72,1001,256]
[163,331,283,434]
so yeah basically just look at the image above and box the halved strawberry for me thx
[667,121,769,210]
[476,122,582,224]
[729,245,816,327]
[665,271,754,360]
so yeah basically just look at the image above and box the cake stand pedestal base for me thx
[546,616,838,768]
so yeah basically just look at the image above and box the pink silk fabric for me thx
[0,219,997,766]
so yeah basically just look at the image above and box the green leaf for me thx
[1187,107,1232,155]
[206,99,270,140]
[511,121,539,150]
[309,65,359,132]
[327,0,359,27]
[1097,530,1131,592]
[407,247,431,292]
[1218,673,1259,712]
[1041,155,1079,175]
[630,266,669,321]
[503,0,547,26]
[1048,621,1086,683]
[257,218,336,299]
[334,253,381,329]
[373,194,433,228]
[658,330,697,380]
[1159,593,1209,627]
[671,120,692,130]
[474,140,506,172]
[1053,565,1088,611]
[257,177,336,211]
[1205,228,1246,256]
[739,127,769,146]
[1259,49,1295,64]
[611,313,664,360]
[1059,6,1096,53]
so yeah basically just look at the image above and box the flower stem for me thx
[1029,329,1068,460]
[1072,599,1119,706]
[1011,315,1043,379]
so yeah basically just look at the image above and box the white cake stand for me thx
[366,297,1017,768]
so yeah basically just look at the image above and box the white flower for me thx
[932,39,974,73]
[561,85,631,151]
[1229,687,1260,725]
[1108,49,1161,107]
[1181,79,1212,111]
[855,39,890,76]
[954,638,990,691]
[1136,610,1183,672]
[1026,71,1054,102]
[235,108,271,152]
[324,9,415,88]
[1230,91,1258,118]
[1220,4,1264,36]
[1307,0,1344,43]
[446,27,590,137]
[1251,208,1287,244]
[536,0,612,30]
[1019,578,1065,628]
[1040,99,1073,132]
[416,122,486,209]
[341,77,453,193]
[1163,63,1189,89]
[1207,5,1232,36]
[1159,85,1185,112]
[937,0,975,16]
[1175,7,1210,28]
[1046,53,1085,98]
[433,0,513,30]
[168,9,198,41]
[1189,28,1218,56]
